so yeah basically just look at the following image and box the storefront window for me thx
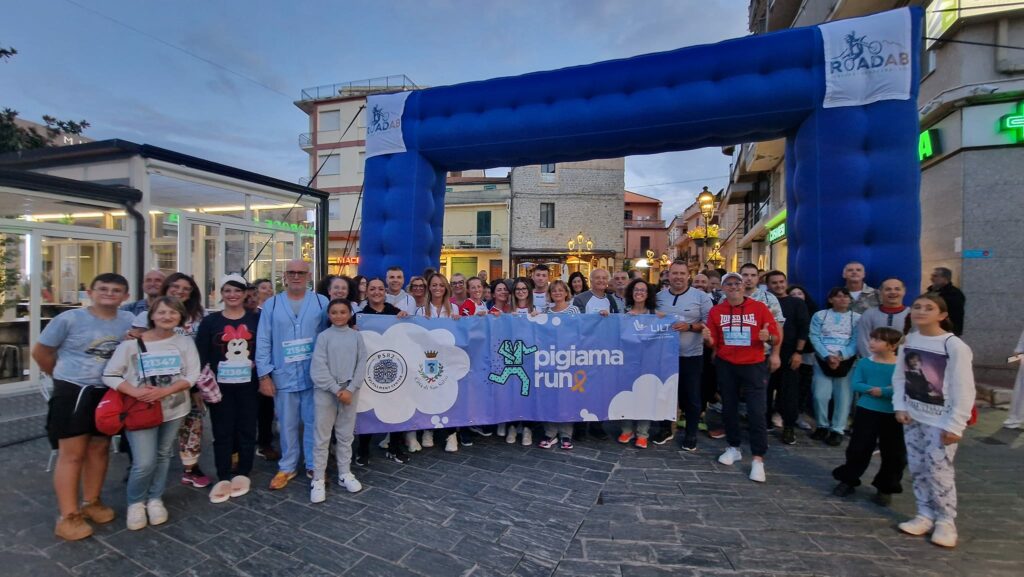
[150,174,248,222]
[248,231,274,288]
[0,189,126,231]
[0,232,28,385]
[191,223,218,310]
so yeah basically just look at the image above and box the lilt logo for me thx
[820,9,912,108]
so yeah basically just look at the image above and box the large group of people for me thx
[36,257,988,550]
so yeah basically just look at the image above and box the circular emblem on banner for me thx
[365,350,406,394]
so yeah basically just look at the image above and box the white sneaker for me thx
[898,515,935,536]
[310,479,326,503]
[931,520,958,548]
[771,412,783,429]
[506,426,517,444]
[339,473,362,493]
[405,431,422,453]
[445,433,459,452]
[126,502,147,531]
[1003,419,1022,430]
[146,499,168,526]
[749,460,766,483]
[521,427,533,446]
[718,447,742,466]
[378,436,390,449]
[496,423,507,437]
[421,430,434,448]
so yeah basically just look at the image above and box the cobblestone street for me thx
[0,407,1020,577]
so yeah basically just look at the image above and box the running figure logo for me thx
[488,339,538,396]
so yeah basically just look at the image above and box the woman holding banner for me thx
[502,278,537,445]
[538,280,579,450]
[416,274,461,452]
[618,279,660,449]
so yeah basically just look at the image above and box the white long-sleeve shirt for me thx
[892,332,975,436]
[102,334,200,422]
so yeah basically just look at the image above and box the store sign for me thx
[255,218,315,234]
[337,256,360,265]
[919,129,940,161]
[926,0,1020,49]
[768,223,786,244]
[999,102,1024,144]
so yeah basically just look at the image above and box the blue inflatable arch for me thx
[361,8,922,300]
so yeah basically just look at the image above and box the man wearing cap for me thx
[255,260,329,490]
[706,271,781,483]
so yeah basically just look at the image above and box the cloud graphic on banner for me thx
[607,374,678,421]
[358,322,470,424]
[579,409,599,422]
[527,313,548,325]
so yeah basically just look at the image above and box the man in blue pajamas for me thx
[256,260,329,490]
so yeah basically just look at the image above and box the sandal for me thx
[230,475,251,498]
[209,480,232,504]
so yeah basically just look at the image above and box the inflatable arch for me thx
[361,8,922,300]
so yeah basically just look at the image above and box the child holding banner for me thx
[309,298,367,503]
[539,280,579,450]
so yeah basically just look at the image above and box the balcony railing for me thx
[442,234,503,251]
[298,133,312,149]
[624,219,665,228]
[299,75,419,102]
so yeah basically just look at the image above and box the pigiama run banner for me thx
[352,314,680,434]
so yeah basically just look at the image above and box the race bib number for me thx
[217,361,252,384]
[138,351,182,377]
[723,327,751,347]
[283,338,314,363]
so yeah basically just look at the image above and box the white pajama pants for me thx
[904,420,959,522]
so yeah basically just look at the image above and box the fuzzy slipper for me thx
[229,475,251,498]
[209,480,232,504]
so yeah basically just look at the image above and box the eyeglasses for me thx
[92,287,126,295]
[410,284,426,289]
[722,281,743,287]
[285,271,308,276]
[515,287,529,292]
[451,281,465,285]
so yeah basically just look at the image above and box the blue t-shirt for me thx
[851,357,897,413]
[38,307,136,386]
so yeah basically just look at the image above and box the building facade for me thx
[441,175,511,280]
[509,159,625,279]
[295,76,419,274]
[0,142,327,445]
[742,0,1024,384]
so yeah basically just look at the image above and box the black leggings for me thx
[208,382,259,481]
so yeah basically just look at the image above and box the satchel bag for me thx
[95,339,164,435]
[816,355,856,378]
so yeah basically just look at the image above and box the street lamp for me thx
[696,186,717,268]
[567,231,594,275]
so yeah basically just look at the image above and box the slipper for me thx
[229,475,251,498]
[209,480,232,504]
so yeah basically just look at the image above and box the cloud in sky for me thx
[5,0,748,204]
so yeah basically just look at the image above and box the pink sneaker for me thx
[182,466,211,488]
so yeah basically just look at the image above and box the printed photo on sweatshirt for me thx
[903,347,945,408]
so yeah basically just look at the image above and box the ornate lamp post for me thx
[567,231,594,275]
[696,186,716,268]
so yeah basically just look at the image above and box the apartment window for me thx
[358,151,365,174]
[540,164,556,174]
[328,198,341,221]
[640,236,651,254]
[624,210,633,220]
[318,110,341,132]
[540,202,555,229]
[318,153,340,175]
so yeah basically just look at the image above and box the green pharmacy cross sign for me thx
[1000,102,1024,144]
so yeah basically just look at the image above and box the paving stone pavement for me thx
[0,407,1021,577]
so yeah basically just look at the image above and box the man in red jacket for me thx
[706,272,781,483]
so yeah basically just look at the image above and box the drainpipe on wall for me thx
[124,199,146,296]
